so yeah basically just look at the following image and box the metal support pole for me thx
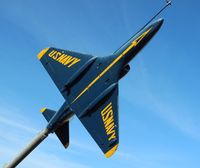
[4,128,50,168]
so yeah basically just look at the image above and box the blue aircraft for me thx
[4,2,172,168]
[37,19,165,158]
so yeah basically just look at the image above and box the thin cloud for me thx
[1,145,91,168]
[0,105,96,168]
[121,60,200,140]
[0,116,37,134]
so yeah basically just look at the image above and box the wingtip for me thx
[40,107,47,113]
[64,143,69,149]
[37,48,49,60]
[105,144,119,158]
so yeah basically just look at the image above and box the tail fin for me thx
[55,121,69,148]
[40,108,69,148]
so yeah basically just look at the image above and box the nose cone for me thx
[158,18,164,25]
[113,18,165,63]
[137,18,164,48]
[135,18,164,48]
[155,18,164,29]
[150,18,164,35]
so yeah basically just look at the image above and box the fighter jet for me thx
[4,2,173,167]
[36,17,165,158]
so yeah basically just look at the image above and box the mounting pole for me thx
[134,0,172,36]
[4,128,50,168]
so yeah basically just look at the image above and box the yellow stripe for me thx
[105,144,119,158]
[40,107,47,113]
[101,102,112,114]
[37,48,49,60]
[71,28,152,104]
[71,43,134,103]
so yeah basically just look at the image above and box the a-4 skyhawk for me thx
[37,18,164,157]
[4,1,171,167]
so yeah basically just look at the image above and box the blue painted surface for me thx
[0,0,200,168]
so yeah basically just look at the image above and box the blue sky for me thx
[0,0,200,167]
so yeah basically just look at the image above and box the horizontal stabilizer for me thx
[40,108,55,122]
[40,108,69,148]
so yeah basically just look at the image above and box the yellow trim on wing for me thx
[37,48,49,60]
[72,28,152,104]
[105,144,119,158]
[40,107,47,113]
